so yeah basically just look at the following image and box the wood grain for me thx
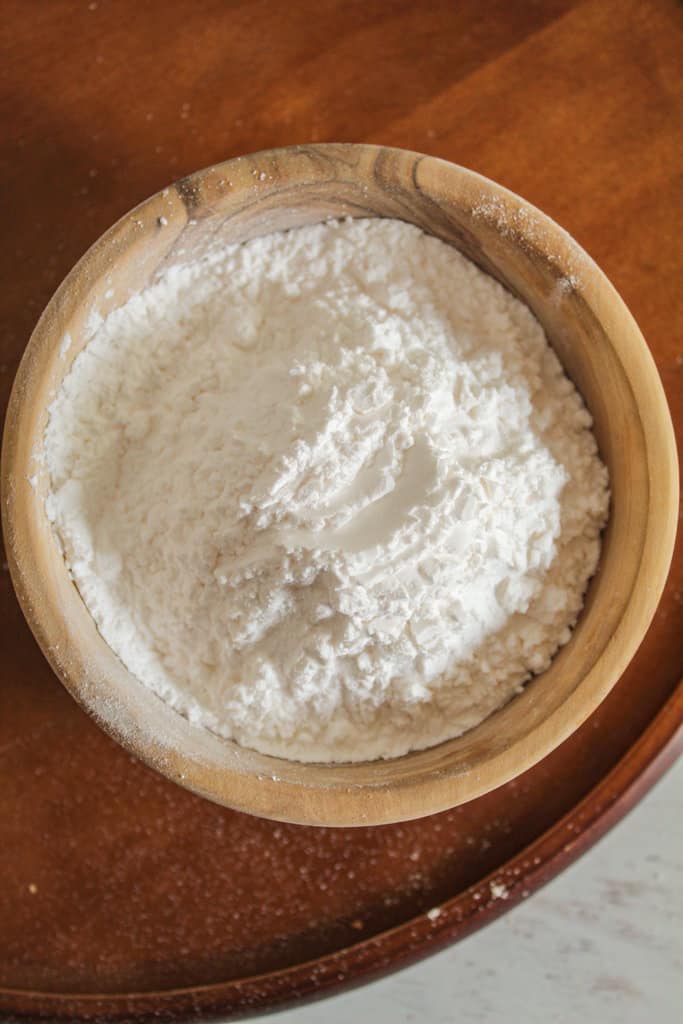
[0,0,681,1020]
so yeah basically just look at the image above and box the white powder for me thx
[44,218,609,763]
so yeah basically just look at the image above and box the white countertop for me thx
[255,755,683,1024]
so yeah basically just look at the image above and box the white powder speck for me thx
[43,219,608,763]
[472,197,586,293]
[489,881,509,900]
[427,907,442,921]
[59,333,72,358]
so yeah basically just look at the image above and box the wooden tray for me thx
[1,0,681,1020]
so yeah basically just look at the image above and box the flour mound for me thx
[44,218,609,762]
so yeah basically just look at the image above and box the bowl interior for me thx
[2,145,677,825]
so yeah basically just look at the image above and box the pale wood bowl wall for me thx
[1,144,678,826]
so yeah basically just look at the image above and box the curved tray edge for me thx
[1,679,682,1024]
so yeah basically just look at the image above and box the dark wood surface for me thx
[1,1,681,1020]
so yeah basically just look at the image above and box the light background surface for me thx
[255,757,682,1023]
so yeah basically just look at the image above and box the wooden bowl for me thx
[1,144,678,827]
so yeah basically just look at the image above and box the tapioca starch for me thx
[44,218,609,762]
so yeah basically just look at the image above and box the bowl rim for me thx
[1,142,679,826]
